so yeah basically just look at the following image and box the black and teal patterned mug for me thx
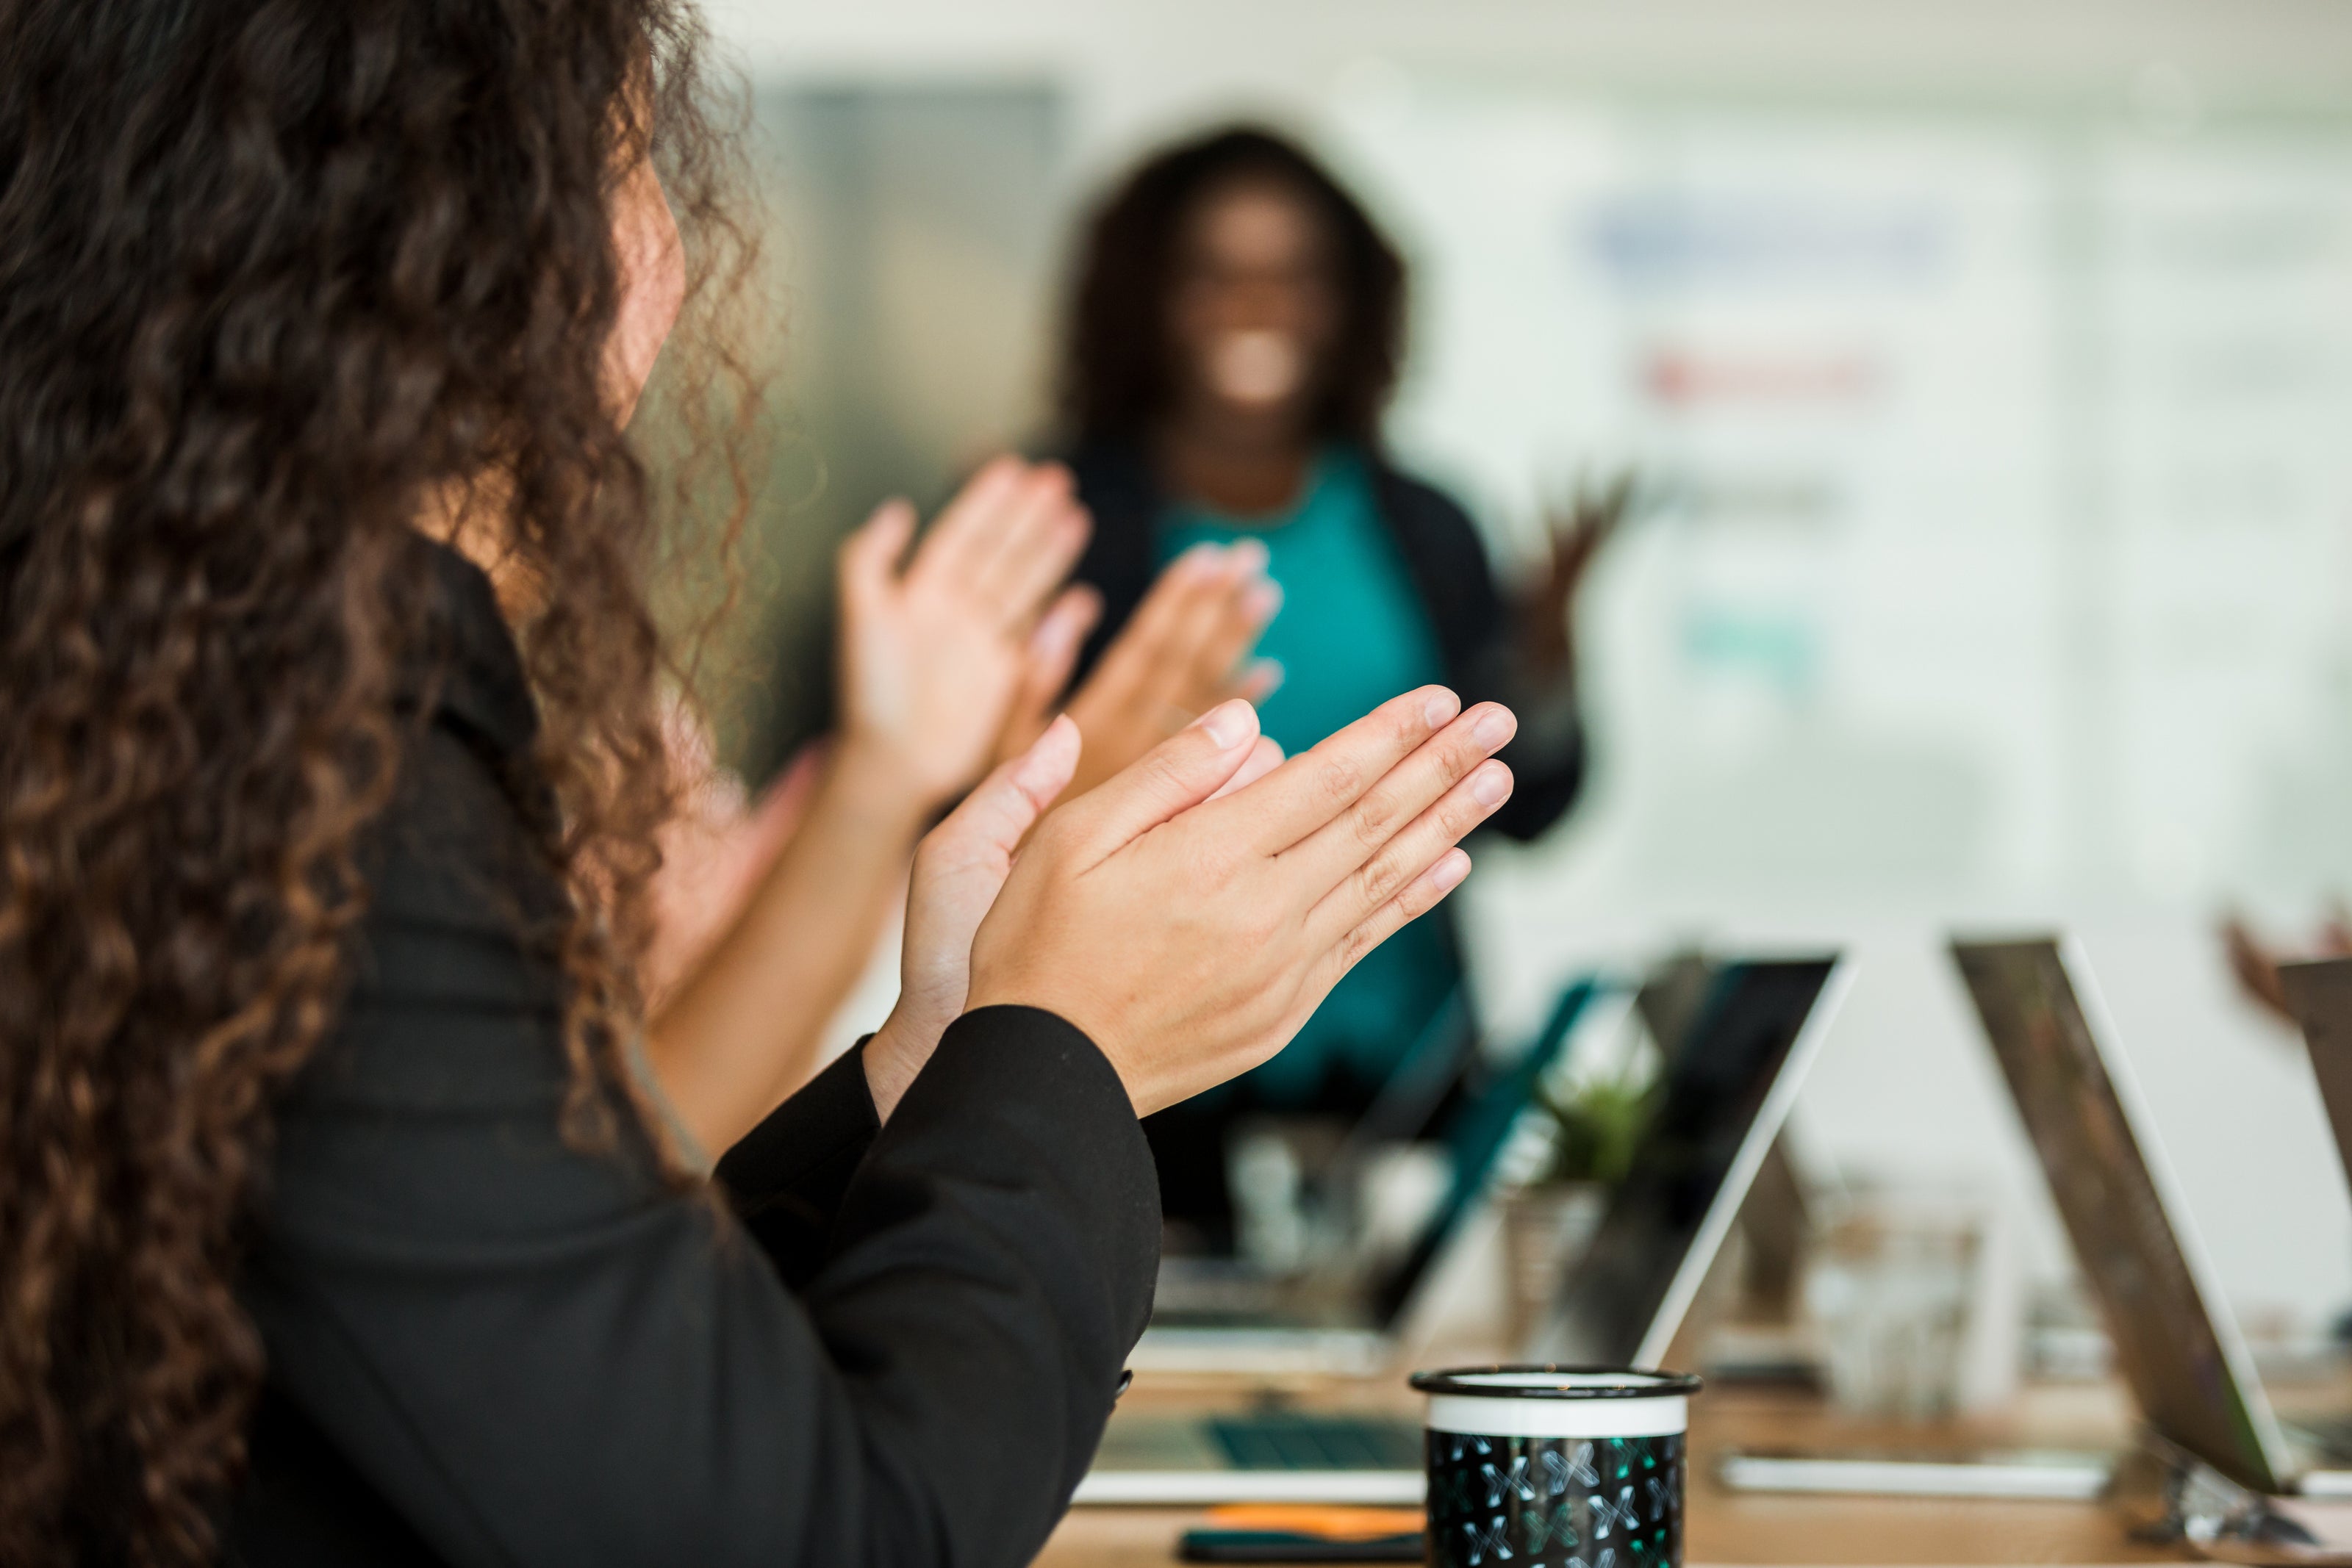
[1409,1367,1704,1568]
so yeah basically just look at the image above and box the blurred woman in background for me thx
[1056,125,1620,1244]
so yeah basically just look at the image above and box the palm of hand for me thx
[845,581,1025,806]
[836,461,1094,812]
[1047,544,1282,799]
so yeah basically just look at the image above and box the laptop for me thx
[2280,957,2352,1198]
[1951,936,2352,1497]
[1078,955,1849,1504]
[1530,955,1849,1367]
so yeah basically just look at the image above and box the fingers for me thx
[1320,847,1475,989]
[995,503,1091,632]
[1285,700,1516,886]
[1231,658,1285,706]
[1088,544,1227,693]
[1026,583,1102,699]
[838,498,917,608]
[1208,734,1284,802]
[1174,558,1280,710]
[969,467,1089,623]
[1139,567,1248,714]
[1056,698,1261,862]
[933,716,1083,868]
[906,459,1090,635]
[1306,755,1510,944]
[999,586,1102,754]
[1213,685,1469,853]
[912,456,1026,580]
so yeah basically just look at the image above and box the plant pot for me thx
[1499,1182,1608,1346]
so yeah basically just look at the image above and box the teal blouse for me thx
[1160,450,1459,1105]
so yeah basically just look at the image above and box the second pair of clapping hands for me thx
[648,456,1280,1154]
[838,455,1281,818]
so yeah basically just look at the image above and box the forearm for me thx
[648,738,930,1154]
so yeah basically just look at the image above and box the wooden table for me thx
[1039,1373,2182,1566]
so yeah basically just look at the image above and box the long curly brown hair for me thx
[1058,124,1408,449]
[0,1,755,1561]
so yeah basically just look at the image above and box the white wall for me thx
[711,0,2352,151]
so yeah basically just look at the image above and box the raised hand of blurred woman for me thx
[1521,469,1637,684]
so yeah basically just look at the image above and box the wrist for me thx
[826,732,941,832]
[963,979,1151,1114]
[861,1009,929,1123]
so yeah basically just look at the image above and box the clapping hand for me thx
[836,457,1096,813]
[965,686,1518,1116]
[997,540,1283,803]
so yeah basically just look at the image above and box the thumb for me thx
[838,497,917,605]
[1207,733,1284,802]
[934,714,1082,868]
[1062,697,1260,857]
[1008,584,1101,732]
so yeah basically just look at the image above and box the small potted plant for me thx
[1499,1064,1654,1341]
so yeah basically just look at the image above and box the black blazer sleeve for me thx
[234,712,1160,1568]
[716,1043,881,1288]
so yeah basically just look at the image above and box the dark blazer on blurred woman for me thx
[1051,126,1602,1234]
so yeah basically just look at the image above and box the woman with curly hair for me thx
[0,3,1519,1564]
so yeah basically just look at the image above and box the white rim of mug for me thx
[1408,1364,1704,1400]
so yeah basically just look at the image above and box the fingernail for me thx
[1431,849,1471,893]
[1423,689,1460,730]
[1245,580,1283,622]
[1197,700,1253,749]
[1035,616,1077,656]
[1471,763,1512,807]
[1228,538,1271,575]
[1473,707,1516,749]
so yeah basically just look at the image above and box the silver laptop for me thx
[1952,936,2352,1497]
[1078,955,1849,1504]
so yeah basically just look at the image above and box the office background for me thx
[687,0,2352,1331]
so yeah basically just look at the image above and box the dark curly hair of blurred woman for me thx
[0,1,753,1561]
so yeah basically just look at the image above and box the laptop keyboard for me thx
[1207,1414,1424,1471]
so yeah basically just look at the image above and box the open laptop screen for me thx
[2281,957,2352,1200]
[1536,957,1841,1369]
[1366,980,1599,1325]
[1952,938,2289,1494]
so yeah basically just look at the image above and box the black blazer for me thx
[1061,442,1586,844]
[224,540,1160,1567]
